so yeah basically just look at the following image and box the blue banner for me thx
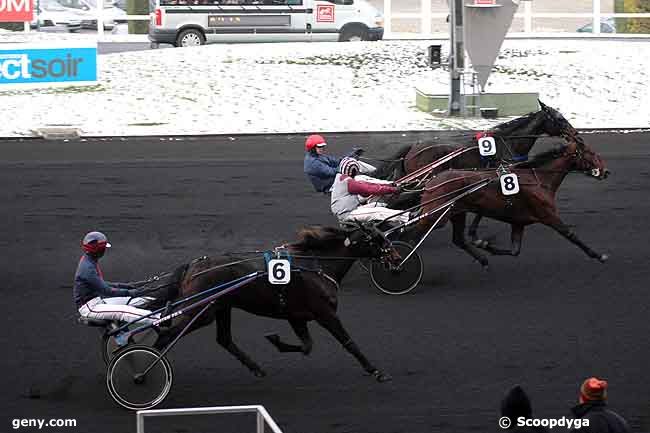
[0,44,97,85]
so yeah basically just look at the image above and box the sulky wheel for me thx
[106,345,173,411]
[102,327,158,365]
[370,241,423,295]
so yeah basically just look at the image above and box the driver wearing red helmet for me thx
[303,134,375,193]
[74,231,159,325]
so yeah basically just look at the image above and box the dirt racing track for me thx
[1,131,649,433]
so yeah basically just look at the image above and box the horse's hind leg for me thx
[265,319,313,355]
[546,217,608,262]
[315,312,391,382]
[215,307,266,377]
[478,224,525,256]
[451,213,489,268]
[468,214,485,246]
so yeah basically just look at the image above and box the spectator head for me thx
[501,385,533,428]
[579,377,608,403]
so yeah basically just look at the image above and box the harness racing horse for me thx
[152,223,400,382]
[414,136,609,268]
[373,100,575,185]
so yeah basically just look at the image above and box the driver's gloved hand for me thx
[127,289,140,298]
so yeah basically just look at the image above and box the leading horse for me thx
[149,223,399,382]
[412,135,609,268]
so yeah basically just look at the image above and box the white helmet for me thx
[339,157,360,176]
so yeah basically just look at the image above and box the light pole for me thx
[448,0,464,116]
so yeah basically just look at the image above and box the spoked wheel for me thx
[106,345,173,411]
[370,241,423,295]
[102,328,158,365]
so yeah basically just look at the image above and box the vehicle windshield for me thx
[41,0,67,11]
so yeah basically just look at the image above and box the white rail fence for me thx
[384,0,650,36]
[136,405,284,433]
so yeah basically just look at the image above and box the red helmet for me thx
[305,134,327,151]
[82,231,111,255]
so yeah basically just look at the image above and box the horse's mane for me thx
[517,145,568,168]
[491,110,540,135]
[290,226,348,252]
[372,145,411,180]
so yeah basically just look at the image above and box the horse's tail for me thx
[373,145,411,180]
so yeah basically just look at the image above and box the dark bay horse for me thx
[373,100,576,184]
[152,224,399,382]
[413,136,609,268]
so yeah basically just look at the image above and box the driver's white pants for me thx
[79,296,159,325]
[344,203,409,224]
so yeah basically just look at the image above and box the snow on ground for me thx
[0,30,649,137]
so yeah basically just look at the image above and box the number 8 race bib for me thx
[268,259,291,285]
[499,173,520,196]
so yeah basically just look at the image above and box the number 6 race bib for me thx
[268,259,291,285]
[499,173,520,196]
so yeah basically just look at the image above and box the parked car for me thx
[57,0,127,29]
[576,18,616,33]
[150,0,384,47]
[31,0,84,32]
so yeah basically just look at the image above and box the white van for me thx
[148,0,384,47]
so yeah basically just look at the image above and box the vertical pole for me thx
[383,0,391,36]
[97,0,105,41]
[136,413,145,433]
[448,0,464,116]
[24,21,30,32]
[593,0,601,34]
[524,0,532,33]
[257,412,265,433]
[421,0,432,35]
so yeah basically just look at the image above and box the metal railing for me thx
[136,405,284,433]
[383,0,650,36]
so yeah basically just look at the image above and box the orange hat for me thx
[580,377,608,402]
[305,134,327,151]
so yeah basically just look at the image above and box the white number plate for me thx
[268,259,291,285]
[499,173,520,196]
[478,137,497,156]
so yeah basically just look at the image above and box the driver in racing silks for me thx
[331,157,410,225]
[303,134,377,193]
[73,231,160,325]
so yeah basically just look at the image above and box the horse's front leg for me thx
[215,307,266,377]
[546,217,608,263]
[315,312,391,382]
[265,319,313,355]
[468,213,486,247]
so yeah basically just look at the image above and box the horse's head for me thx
[344,222,401,266]
[568,136,610,180]
[538,99,579,139]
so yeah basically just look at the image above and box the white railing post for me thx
[97,0,105,41]
[524,0,532,33]
[383,0,391,36]
[593,0,601,34]
[257,412,265,433]
[24,21,30,32]
[421,0,431,35]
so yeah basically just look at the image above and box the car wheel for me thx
[176,29,205,47]
[340,26,367,42]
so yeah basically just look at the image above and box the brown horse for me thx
[152,223,399,382]
[413,136,609,268]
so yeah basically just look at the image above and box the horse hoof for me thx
[253,369,267,378]
[374,371,392,383]
[598,254,609,263]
